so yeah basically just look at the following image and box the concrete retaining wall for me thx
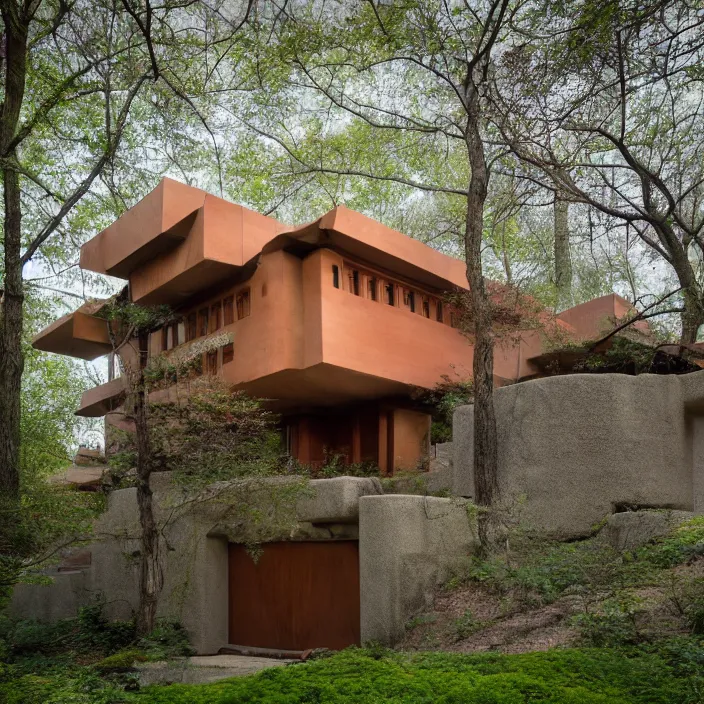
[12,476,462,652]
[453,371,704,537]
[359,495,476,645]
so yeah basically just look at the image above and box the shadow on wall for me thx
[452,371,704,538]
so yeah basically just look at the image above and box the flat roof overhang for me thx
[76,376,126,417]
[79,178,209,279]
[264,206,469,293]
[32,302,113,361]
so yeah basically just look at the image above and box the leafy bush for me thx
[135,621,193,659]
[93,648,147,673]
[573,595,644,647]
[458,534,630,605]
[127,646,702,703]
[0,605,135,657]
[451,609,483,641]
[637,516,704,568]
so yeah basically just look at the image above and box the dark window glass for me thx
[405,290,415,313]
[187,313,197,341]
[198,308,209,337]
[385,283,395,305]
[223,296,234,325]
[332,265,339,289]
[236,289,251,319]
[161,327,168,351]
[350,270,360,295]
[222,343,234,364]
[210,302,222,332]
[436,301,444,323]
[207,350,218,375]
[422,299,430,318]
[368,277,377,301]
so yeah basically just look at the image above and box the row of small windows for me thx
[160,289,250,352]
[332,264,456,327]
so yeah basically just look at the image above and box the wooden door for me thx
[228,541,360,651]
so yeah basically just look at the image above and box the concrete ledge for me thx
[603,510,694,551]
[296,477,382,524]
[359,494,477,645]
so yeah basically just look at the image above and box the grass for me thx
[2,644,704,704]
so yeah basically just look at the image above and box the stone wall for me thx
[11,476,475,653]
[359,495,476,645]
[452,371,704,537]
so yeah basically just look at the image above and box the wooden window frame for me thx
[223,296,234,326]
[222,342,234,365]
[210,301,222,333]
[198,308,209,337]
[236,289,251,320]
[187,313,197,341]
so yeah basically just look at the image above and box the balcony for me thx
[76,376,126,417]
[32,301,113,361]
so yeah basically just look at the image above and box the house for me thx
[26,178,676,655]
[34,177,593,473]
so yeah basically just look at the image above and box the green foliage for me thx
[134,621,193,660]
[636,517,704,568]
[93,649,148,674]
[451,609,483,642]
[573,595,644,647]
[412,375,474,445]
[0,605,135,658]
[458,534,632,605]
[4,645,702,704]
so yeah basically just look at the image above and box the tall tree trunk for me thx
[680,285,704,345]
[0,5,29,500]
[133,332,162,635]
[464,75,500,549]
[553,196,572,311]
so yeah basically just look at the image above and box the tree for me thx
[261,0,519,545]
[493,0,704,341]
[101,300,285,634]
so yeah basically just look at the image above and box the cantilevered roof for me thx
[80,178,210,279]
[32,300,113,360]
[75,376,126,417]
[264,206,469,292]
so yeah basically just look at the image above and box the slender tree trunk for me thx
[680,285,704,345]
[0,6,29,500]
[464,74,500,549]
[133,332,162,635]
[553,196,572,311]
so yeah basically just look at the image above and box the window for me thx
[161,326,169,352]
[177,321,185,346]
[222,343,234,364]
[198,308,209,337]
[404,289,416,313]
[349,269,360,295]
[422,299,430,318]
[206,350,218,375]
[332,265,340,289]
[236,289,251,319]
[223,296,234,325]
[367,277,377,301]
[385,282,395,306]
[171,321,180,347]
[210,302,222,332]
[436,301,444,323]
[187,313,197,341]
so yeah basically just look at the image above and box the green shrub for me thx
[93,648,148,673]
[638,516,704,568]
[573,595,644,647]
[451,609,483,641]
[136,621,193,659]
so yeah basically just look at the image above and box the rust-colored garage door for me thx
[228,541,360,651]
